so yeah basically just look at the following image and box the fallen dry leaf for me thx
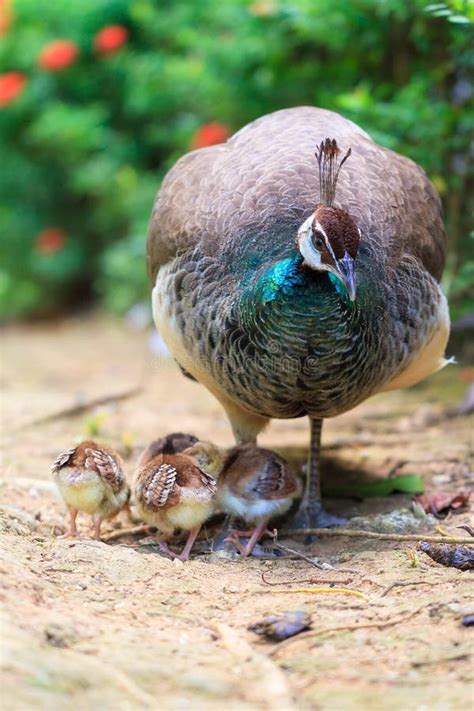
[414,490,471,516]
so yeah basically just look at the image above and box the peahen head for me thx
[296,138,360,301]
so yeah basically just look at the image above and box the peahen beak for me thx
[336,252,357,301]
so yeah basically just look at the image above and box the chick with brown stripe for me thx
[219,444,300,557]
[51,441,130,539]
[134,444,219,561]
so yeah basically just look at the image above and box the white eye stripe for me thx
[314,221,328,240]
[313,221,337,263]
[297,215,314,237]
[297,215,335,272]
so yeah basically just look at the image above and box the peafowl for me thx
[147,107,450,532]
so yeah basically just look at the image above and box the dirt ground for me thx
[1,314,473,711]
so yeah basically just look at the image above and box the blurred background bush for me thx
[0,0,472,321]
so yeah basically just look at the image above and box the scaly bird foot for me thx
[288,504,347,543]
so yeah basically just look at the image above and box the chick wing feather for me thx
[83,447,125,493]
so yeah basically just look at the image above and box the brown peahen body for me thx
[147,107,450,531]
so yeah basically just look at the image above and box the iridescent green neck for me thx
[258,254,305,305]
[239,254,306,331]
[240,252,357,319]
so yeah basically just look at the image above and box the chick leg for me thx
[227,527,273,539]
[59,506,79,538]
[92,514,103,541]
[290,417,346,535]
[226,520,268,558]
[159,527,201,562]
[178,526,201,562]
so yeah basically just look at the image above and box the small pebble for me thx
[432,474,452,486]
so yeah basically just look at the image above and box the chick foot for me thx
[58,530,82,539]
[159,526,201,562]
[58,507,80,539]
[225,521,269,558]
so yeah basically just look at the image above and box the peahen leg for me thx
[290,417,346,534]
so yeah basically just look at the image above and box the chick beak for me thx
[337,252,357,302]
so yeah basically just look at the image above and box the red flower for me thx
[36,228,66,254]
[94,25,128,55]
[190,122,231,149]
[38,40,78,71]
[0,71,26,106]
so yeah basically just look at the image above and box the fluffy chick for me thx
[181,441,227,478]
[137,432,198,468]
[134,445,218,561]
[51,440,130,539]
[218,444,300,557]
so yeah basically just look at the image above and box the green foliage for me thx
[0,0,472,319]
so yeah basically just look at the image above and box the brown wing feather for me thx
[198,470,217,496]
[136,453,217,511]
[250,455,297,501]
[51,446,77,473]
[251,458,287,498]
[136,456,180,510]
[83,447,125,492]
[170,453,217,494]
[223,445,297,501]
[148,106,446,282]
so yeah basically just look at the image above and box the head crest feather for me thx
[315,138,351,207]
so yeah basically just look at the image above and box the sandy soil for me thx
[0,314,473,711]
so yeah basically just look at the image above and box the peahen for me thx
[147,107,450,531]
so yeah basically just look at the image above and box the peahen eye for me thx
[313,236,324,250]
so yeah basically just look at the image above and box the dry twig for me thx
[258,586,368,600]
[271,541,328,569]
[286,528,474,545]
[379,580,440,597]
[261,572,353,587]
[268,528,330,568]
[102,525,149,542]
